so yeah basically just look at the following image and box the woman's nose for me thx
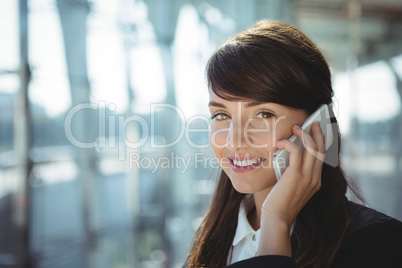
[225,120,251,150]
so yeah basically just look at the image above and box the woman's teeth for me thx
[232,158,263,167]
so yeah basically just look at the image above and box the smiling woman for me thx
[184,20,402,268]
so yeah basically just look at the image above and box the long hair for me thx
[187,20,357,268]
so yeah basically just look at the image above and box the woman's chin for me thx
[232,186,254,194]
[229,179,274,194]
[231,180,263,194]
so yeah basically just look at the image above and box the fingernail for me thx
[314,121,320,126]
[293,125,301,129]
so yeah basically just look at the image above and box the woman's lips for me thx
[228,157,265,173]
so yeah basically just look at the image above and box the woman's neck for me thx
[248,186,274,230]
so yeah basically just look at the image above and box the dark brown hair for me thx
[187,20,355,268]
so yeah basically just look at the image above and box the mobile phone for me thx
[272,104,334,180]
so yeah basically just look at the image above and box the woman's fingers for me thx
[276,137,303,173]
[307,121,326,169]
[278,122,326,180]
[302,122,326,176]
[311,122,326,188]
[311,121,326,160]
[292,124,319,176]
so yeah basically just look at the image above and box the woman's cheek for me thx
[248,131,275,150]
[249,122,294,150]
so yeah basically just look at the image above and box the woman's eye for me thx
[256,112,275,119]
[211,113,231,120]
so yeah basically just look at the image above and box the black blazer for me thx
[227,202,402,268]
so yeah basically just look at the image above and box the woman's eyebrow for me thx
[244,101,267,108]
[208,101,268,108]
[208,101,226,108]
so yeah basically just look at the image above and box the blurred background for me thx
[1,0,402,267]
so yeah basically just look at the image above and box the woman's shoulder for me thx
[332,201,402,267]
[346,201,402,232]
[344,201,402,247]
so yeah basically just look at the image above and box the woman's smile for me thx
[226,155,267,173]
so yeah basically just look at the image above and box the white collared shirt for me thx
[227,195,260,265]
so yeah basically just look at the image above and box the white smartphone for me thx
[272,104,334,180]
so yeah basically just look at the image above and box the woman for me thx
[185,20,402,268]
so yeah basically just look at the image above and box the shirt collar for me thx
[232,195,257,246]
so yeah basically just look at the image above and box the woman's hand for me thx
[257,121,326,257]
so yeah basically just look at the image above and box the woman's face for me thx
[208,90,308,194]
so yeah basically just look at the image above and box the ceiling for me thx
[295,0,402,71]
